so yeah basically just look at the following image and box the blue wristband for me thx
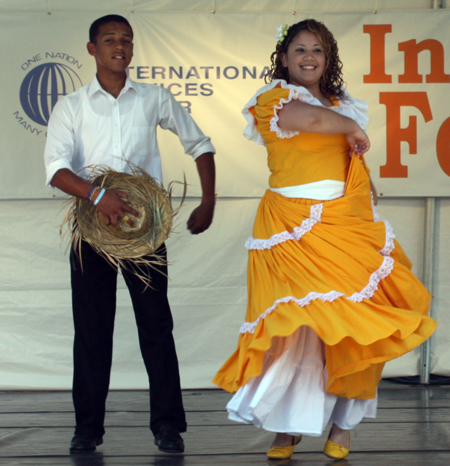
[93,188,106,206]
[87,185,99,201]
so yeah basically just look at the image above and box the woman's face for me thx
[281,30,326,93]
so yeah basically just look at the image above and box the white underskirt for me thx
[226,326,377,436]
[270,180,345,200]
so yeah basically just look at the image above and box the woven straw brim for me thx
[63,164,185,286]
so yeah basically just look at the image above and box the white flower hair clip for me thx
[275,24,289,45]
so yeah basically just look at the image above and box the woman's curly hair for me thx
[266,19,345,99]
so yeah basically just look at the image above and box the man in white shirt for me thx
[44,14,216,455]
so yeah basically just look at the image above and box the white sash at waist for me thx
[270,180,345,201]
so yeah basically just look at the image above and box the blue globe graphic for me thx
[20,62,83,127]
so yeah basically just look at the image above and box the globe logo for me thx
[20,62,83,127]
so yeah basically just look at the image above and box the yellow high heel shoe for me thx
[323,434,351,459]
[267,435,302,460]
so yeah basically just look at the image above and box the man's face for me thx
[87,22,133,74]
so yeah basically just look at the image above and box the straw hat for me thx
[64,164,185,285]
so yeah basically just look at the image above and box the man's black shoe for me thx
[154,425,185,453]
[69,434,103,453]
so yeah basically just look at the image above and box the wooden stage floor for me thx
[1,383,450,465]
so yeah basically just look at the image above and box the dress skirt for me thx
[226,326,377,435]
[213,155,436,432]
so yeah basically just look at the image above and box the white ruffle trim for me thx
[380,220,395,256]
[242,80,369,146]
[245,203,323,250]
[347,256,394,303]
[371,197,381,222]
[269,87,316,139]
[240,291,344,334]
[371,200,396,256]
[239,255,395,334]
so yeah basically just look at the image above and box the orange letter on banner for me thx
[437,117,450,176]
[379,92,433,178]
[363,24,392,83]
[399,39,450,83]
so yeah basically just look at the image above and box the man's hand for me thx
[95,189,140,229]
[188,152,216,235]
[50,169,139,230]
[187,201,215,234]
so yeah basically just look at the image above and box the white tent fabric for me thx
[0,195,444,389]
[0,0,449,389]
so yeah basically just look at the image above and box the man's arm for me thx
[44,93,140,228]
[157,88,216,234]
[187,152,216,234]
[51,168,139,228]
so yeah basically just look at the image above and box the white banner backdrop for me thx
[1,9,450,199]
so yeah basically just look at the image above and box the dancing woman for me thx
[213,19,436,460]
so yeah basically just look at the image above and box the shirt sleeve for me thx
[158,87,215,159]
[43,97,76,187]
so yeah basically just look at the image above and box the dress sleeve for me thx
[242,80,369,146]
[242,80,318,146]
[335,89,369,132]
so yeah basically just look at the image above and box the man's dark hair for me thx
[89,15,133,44]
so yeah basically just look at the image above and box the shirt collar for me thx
[124,77,141,95]
[87,75,141,98]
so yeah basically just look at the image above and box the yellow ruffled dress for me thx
[213,81,436,433]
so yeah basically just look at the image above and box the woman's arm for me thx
[278,101,370,156]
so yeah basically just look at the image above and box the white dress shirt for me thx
[44,76,215,187]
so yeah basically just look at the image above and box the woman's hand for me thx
[346,127,370,156]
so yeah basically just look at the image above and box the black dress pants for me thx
[70,240,186,438]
